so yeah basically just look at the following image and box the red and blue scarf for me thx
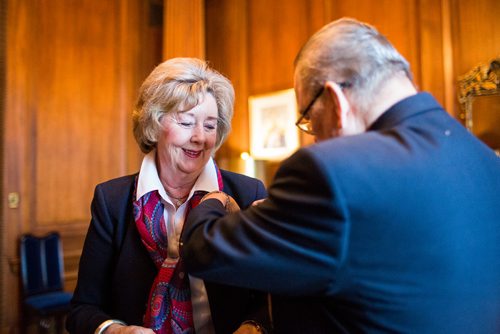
[133,164,223,333]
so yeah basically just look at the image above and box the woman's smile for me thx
[182,148,202,159]
[156,93,218,179]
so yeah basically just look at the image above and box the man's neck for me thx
[363,73,418,128]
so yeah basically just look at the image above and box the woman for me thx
[66,58,270,334]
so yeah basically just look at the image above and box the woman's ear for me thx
[325,81,350,129]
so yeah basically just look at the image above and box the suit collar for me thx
[368,92,442,131]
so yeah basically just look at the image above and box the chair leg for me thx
[19,309,29,334]
[56,315,66,334]
[19,317,27,334]
[39,317,52,334]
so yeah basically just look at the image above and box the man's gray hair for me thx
[295,18,412,113]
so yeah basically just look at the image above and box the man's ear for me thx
[325,81,349,128]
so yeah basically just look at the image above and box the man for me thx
[180,18,500,333]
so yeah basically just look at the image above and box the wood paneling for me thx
[450,0,500,118]
[30,1,123,226]
[164,0,205,59]
[418,0,448,110]
[2,0,161,331]
[118,0,162,173]
[248,0,313,95]
[206,0,250,162]
[327,0,421,86]
[4,1,38,327]
[0,0,6,329]
[451,0,500,75]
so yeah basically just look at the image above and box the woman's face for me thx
[157,93,218,179]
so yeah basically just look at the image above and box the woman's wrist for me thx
[200,191,230,209]
[200,190,241,212]
[95,319,127,334]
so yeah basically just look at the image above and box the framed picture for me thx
[249,88,300,161]
[458,58,500,157]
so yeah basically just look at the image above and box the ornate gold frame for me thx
[457,57,500,156]
[458,57,500,129]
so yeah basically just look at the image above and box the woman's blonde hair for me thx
[133,57,235,153]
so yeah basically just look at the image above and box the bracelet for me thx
[241,320,267,334]
[201,190,231,210]
[95,319,127,334]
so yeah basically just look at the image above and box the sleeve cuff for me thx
[94,319,127,334]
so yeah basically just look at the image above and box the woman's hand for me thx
[106,324,155,334]
[225,195,240,213]
[200,191,241,213]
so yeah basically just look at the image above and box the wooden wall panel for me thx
[31,1,123,227]
[3,1,39,328]
[119,0,163,174]
[0,0,7,329]
[418,0,448,110]
[328,0,421,86]
[205,0,249,162]
[451,0,500,76]
[450,0,500,115]
[449,0,500,138]
[164,0,205,59]
[1,0,161,331]
[247,0,313,95]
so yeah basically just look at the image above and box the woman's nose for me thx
[190,124,205,142]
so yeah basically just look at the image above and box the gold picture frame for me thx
[249,88,300,161]
[458,57,500,157]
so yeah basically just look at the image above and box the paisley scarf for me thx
[133,164,223,333]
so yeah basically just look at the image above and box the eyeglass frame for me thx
[295,81,351,135]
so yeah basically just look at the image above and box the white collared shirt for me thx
[136,150,218,334]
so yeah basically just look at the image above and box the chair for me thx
[19,232,73,334]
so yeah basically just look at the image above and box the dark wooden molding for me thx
[0,0,6,328]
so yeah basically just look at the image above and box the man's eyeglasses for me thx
[295,82,351,135]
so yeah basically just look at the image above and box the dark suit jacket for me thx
[66,169,270,334]
[181,93,500,333]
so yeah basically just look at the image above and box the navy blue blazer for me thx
[182,93,500,333]
[66,170,270,334]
